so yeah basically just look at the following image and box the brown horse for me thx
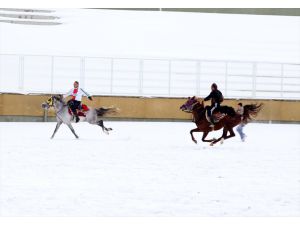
[180,96,263,145]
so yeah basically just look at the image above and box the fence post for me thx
[110,58,114,94]
[168,60,172,96]
[80,57,85,89]
[280,64,284,98]
[225,62,228,97]
[50,56,54,93]
[139,59,143,95]
[252,63,257,98]
[19,55,25,93]
[196,61,201,96]
[0,55,1,91]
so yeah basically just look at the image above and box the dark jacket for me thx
[204,90,223,105]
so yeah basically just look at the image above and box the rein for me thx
[192,101,204,112]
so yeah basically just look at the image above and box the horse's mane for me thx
[53,95,67,105]
[193,99,206,114]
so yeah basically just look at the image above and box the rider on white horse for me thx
[63,81,93,123]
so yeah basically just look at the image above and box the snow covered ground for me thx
[0,121,299,216]
[1,9,300,63]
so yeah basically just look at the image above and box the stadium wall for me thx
[0,94,299,122]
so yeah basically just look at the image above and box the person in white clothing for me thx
[63,81,93,123]
[236,102,246,141]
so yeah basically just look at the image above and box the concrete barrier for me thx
[0,94,299,122]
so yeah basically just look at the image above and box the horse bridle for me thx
[45,96,66,122]
[187,101,201,112]
[46,96,54,107]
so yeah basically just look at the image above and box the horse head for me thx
[41,95,64,110]
[180,96,204,113]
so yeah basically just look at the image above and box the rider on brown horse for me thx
[204,83,224,127]
[180,96,262,145]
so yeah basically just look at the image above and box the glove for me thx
[88,96,93,101]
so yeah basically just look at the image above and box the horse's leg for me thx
[67,123,79,139]
[97,120,113,135]
[223,127,235,140]
[211,127,236,145]
[211,127,228,146]
[201,131,216,142]
[190,128,201,144]
[51,121,62,139]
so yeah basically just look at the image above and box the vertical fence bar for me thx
[110,58,114,94]
[50,56,54,93]
[196,61,201,96]
[168,60,172,96]
[225,62,228,97]
[0,55,2,91]
[18,55,24,93]
[280,64,284,98]
[252,62,257,98]
[80,57,85,89]
[139,59,144,95]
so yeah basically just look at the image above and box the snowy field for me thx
[0,121,299,216]
[1,9,300,63]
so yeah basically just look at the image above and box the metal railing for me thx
[0,53,299,100]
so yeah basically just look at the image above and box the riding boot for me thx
[74,112,80,123]
[72,109,80,123]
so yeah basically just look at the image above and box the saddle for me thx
[68,104,89,117]
[205,109,226,124]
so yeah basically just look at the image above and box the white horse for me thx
[41,95,118,139]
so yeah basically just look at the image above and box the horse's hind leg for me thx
[223,128,235,140]
[97,120,112,135]
[67,123,79,139]
[211,127,228,146]
[211,127,235,145]
[201,131,216,143]
[51,121,62,139]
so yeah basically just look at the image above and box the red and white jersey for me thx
[63,87,90,101]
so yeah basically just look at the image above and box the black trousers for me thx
[67,99,81,116]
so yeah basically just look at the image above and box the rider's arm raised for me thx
[80,88,92,100]
[63,88,73,99]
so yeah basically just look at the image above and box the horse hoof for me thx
[192,139,197,144]
[220,138,224,144]
[210,142,214,146]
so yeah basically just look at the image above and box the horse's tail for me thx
[96,106,119,117]
[243,103,263,124]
